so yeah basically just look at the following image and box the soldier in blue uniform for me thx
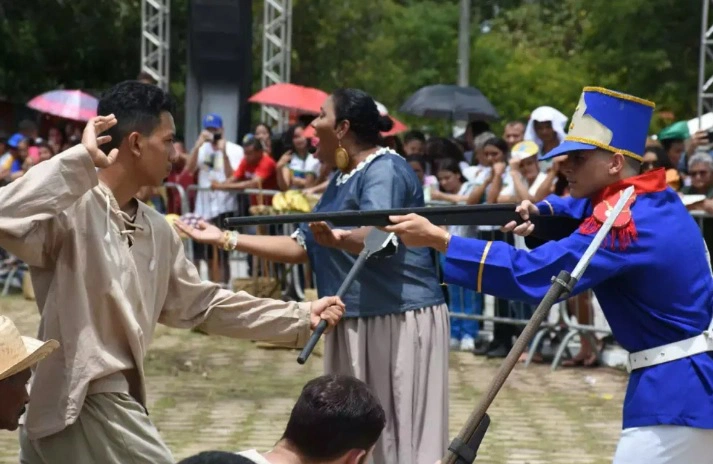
[384,87,713,463]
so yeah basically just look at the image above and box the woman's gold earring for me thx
[335,139,350,171]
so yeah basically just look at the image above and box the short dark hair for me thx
[505,120,526,128]
[468,120,491,138]
[242,134,264,152]
[435,157,466,183]
[426,136,466,164]
[97,80,175,151]
[407,154,427,170]
[483,136,510,159]
[403,130,426,144]
[177,451,254,464]
[332,88,393,146]
[661,138,685,152]
[282,374,385,460]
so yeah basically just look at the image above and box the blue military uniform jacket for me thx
[444,169,713,429]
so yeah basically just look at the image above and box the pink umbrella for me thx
[27,90,98,122]
[248,83,328,115]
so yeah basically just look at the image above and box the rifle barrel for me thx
[223,204,582,242]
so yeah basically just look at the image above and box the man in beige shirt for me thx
[0,81,345,464]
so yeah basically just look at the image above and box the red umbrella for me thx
[303,100,408,138]
[249,83,328,115]
[27,89,98,122]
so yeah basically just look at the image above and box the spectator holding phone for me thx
[184,113,244,283]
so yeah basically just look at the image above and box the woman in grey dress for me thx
[176,88,449,464]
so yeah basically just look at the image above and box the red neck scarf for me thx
[579,168,667,250]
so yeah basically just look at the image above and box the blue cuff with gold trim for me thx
[444,235,492,293]
[536,200,555,216]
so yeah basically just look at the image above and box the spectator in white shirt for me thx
[462,131,496,184]
[183,113,244,283]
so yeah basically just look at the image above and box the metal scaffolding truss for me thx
[141,0,171,91]
[698,0,713,117]
[261,0,292,131]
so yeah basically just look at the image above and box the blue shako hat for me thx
[541,86,655,161]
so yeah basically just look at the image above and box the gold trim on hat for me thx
[564,135,644,162]
[582,86,656,108]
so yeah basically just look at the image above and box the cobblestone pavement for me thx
[0,296,627,463]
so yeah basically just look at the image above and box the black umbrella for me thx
[399,84,499,121]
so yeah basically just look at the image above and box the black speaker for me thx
[189,0,251,82]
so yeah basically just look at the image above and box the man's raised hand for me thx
[500,200,539,236]
[82,115,119,169]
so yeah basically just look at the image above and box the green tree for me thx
[469,0,589,128]
[0,0,142,99]
[579,0,700,121]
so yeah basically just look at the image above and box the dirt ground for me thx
[0,296,627,463]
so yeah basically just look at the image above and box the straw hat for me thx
[0,316,59,381]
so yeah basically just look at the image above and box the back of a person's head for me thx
[403,130,426,144]
[332,88,393,146]
[426,136,465,163]
[177,451,254,464]
[97,80,175,152]
[469,120,491,137]
[282,374,386,461]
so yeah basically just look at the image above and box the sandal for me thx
[562,353,599,368]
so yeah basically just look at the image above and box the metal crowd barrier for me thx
[173,185,309,300]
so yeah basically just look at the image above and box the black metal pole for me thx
[297,252,369,364]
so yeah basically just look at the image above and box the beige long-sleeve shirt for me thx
[0,145,312,440]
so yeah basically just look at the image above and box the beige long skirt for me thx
[324,304,450,464]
